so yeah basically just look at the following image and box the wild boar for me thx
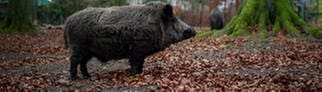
[64,2,196,80]
[210,7,225,30]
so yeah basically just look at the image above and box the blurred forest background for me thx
[0,0,321,28]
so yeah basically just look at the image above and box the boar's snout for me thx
[183,28,196,39]
[175,19,196,40]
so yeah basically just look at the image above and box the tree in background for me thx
[143,0,167,4]
[202,0,321,38]
[37,0,128,25]
[0,0,36,33]
[90,0,127,7]
[184,0,209,26]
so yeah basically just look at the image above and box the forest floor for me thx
[0,29,321,91]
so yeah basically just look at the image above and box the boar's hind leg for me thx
[70,48,91,80]
[129,55,145,75]
[80,57,92,78]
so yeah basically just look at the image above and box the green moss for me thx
[258,8,269,37]
[0,23,36,34]
[231,28,249,36]
[259,29,269,38]
[197,31,213,38]
[316,29,322,38]
[0,16,36,34]
[197,30,225,40]
[284,21,300,37]
[309,28,322,38]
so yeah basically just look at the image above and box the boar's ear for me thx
[162,4,174,18]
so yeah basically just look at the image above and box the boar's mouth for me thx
[182,28,196,40]
[169,29,196,44]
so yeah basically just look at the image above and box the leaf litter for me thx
[0,29,321,91]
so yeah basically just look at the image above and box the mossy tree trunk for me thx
[0,0,36,33]
[223,0,315,37]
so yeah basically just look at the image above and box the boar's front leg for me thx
[129,54,145,75]
[70,47,91,80]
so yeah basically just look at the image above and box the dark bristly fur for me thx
[64,1,196,80]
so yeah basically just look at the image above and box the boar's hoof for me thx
[80,66,91,78]
[82,74,91,79]
[128,55,144,75]
[70,75,80,81]
[129,68,143,75]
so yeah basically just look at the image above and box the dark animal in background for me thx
[64,2,196,80]
[210,8,225,30]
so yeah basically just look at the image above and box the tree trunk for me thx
[219,0,317,37]
[0,0,36,33]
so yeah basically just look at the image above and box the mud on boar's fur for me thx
[64,1,196,80]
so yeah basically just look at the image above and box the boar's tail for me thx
[63,29,69,49]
